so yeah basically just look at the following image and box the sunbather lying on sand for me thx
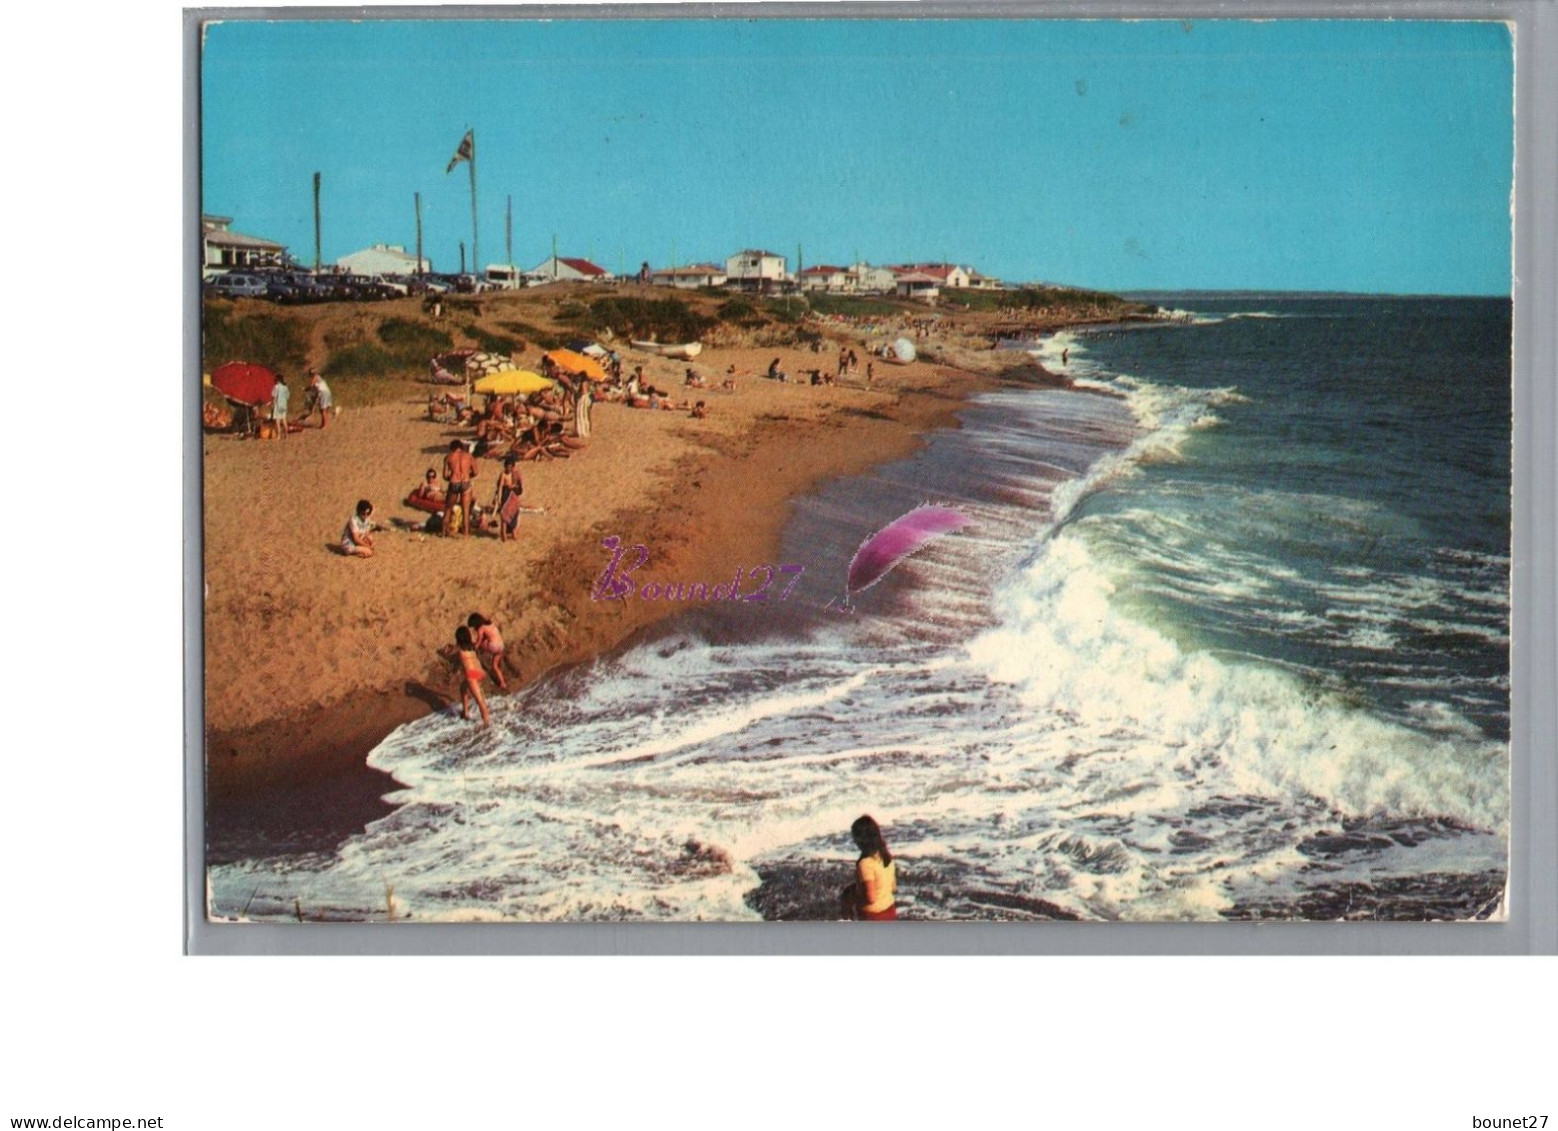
[409,469,445,505]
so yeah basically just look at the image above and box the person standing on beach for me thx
[307,370,333,429]
[271,375,290,438]
[494,454,523,543]
[574,379,593,439]
[447,625,492,726]
[442,439,478,537]
[842,815,898,921]
[340,499,375,558]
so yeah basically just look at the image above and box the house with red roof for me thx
[798,264,852,293]
[889,262,972,290]
[527,255,614,282]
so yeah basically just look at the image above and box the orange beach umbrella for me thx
[543,348,607,381]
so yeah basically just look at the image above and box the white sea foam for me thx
[965,531,1508,829]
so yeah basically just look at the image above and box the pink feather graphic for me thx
[842,504,972,607]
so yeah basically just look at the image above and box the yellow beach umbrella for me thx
[544,348,607,381]
[473,368,554,396]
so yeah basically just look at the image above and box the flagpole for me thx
[468,129,479,278]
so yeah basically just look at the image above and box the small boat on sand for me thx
[631,340,703,360]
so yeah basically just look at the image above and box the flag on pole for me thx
[445,130,474,174]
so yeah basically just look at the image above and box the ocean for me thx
[208,295,1512,922]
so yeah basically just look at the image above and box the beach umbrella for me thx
[464,351,517,378]
[473,369,554,396]
[210,361,277,406]
[544,348,607,382]
[891,338,917,364]
[844,504,972,607]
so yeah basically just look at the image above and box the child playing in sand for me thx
[340,500,375,557]
[494,456,524,543]
[442,625,492,726]
[467,613,511,690]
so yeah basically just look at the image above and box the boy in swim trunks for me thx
[442,439,478,537]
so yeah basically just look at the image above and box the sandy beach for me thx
[202,286,1126,815]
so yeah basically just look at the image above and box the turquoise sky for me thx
[201,18,1514,294]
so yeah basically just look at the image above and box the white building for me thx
[337,243,430,276]
[202,215,287,278]
[893,271,942,302]
[527,255,613,282]
[724,249,788,291]
[850,263,897,293]
[650,264,728,289]
[798,265,852,293]
[891,263,972,290]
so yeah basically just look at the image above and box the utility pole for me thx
[459,240,466,275]
[312,171,322,272]
[506,194,513,272]
[414,192,424,276]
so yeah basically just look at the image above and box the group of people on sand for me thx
[592,364,708,414]
[836,347,862,379]
[402,441,526,541]
[439,612,512,727]
[268,369,334,436]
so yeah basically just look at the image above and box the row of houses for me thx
[202,217,1006,301]
[643,252,1005,301]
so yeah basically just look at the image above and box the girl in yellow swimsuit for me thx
[847,815,898,921]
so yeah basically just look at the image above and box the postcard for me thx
[199,16,1514,923]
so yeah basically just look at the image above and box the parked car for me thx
[342,274,401,300]
[372,274,411,297]
[265,273,329,303]
[204,273,269,299]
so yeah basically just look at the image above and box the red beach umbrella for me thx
[211,361,278,407]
